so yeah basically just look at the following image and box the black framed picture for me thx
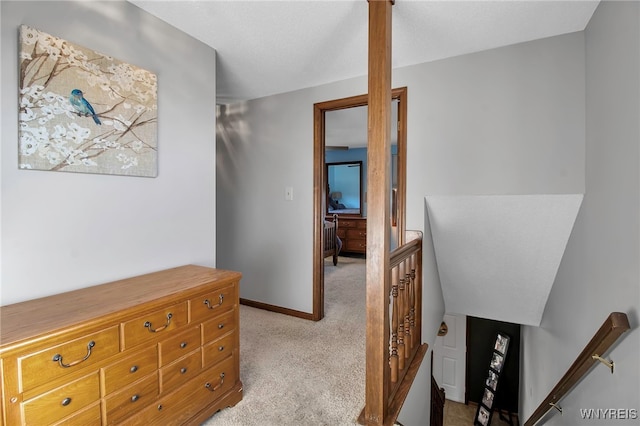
[482,387,495,409]
[490,351,505,373]
[476,405,491,426]
[485,369,498,391]
[475,332,511,426]
[494,332,510,355]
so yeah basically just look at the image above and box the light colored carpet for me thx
[202,256,366,425]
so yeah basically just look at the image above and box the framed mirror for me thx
[326,161,362,216]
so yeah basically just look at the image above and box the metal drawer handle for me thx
[131,394,139,403]
[180,342,187,349]
[204,294,224,310]
[157,404,163,411]
[205,372,225,392]
[217,323,225,330]
[180,367,187,374]
[52,341,95,368]
[144,313,173,333]
[218,346,225,352]
[61,397,72,406]
[130,365,138,373]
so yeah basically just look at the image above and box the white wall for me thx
[217,30,586,423]
[520,1,639,424]
[1,1,218,305]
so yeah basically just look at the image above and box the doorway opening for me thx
[311,87,407,320]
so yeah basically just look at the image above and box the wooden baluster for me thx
[397,262,405,371]
[390,265,399,383]
[406,255,415,348]
[413,253,419,348]
[403,258,411,358]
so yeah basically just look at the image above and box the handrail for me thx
[523,312,630,426]
[389,233,422,269]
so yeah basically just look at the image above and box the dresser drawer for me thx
[104,372,159,425]
[122,302,188,349]
[196,354,236,401]
[159,325,201,367]
[121,355,236,426]
[169,355,237,423]
[18,326,119,393]
[346,228,367,239]
[190,284,236,323]
[51,401,101,426]
[22,372,100,425]
[339,219,358,228]
[345,238,367,253]
[160,348,202,391]
[203,332,235,369]
[102,346,157,395]
[202,310,236,343]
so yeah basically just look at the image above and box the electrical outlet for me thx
[285,187,293,201]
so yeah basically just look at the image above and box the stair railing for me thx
[523,312,631,426]
[359,232,427,425]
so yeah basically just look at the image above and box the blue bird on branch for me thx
[69,89,101,125]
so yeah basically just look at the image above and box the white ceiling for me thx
[129,0,599,104]
[426,194,583,326]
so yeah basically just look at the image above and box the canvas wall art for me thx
[18,25,158,177]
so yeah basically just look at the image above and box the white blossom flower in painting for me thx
[20,133,39,156]
[20,108,36,122]
[30,126,49,142]
[116,153,139,169]
[46,150,61,165]
[130,140,144,152]
[66,123,91,145]
[21,27,38,45]
[51,124,67,139]
[18,25,157,176]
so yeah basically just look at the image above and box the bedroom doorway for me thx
[312,87,407,320]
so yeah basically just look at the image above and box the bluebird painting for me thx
[69,89,101,125]
[19,26,157,176]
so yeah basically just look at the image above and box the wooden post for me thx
[365,0,393,424]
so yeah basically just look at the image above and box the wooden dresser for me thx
[0,265,242,426]
[331,216,367,254]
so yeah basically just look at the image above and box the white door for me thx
[432,313,466,402]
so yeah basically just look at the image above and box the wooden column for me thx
[365,0,393,424]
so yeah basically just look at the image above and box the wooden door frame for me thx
[312,87,407,321]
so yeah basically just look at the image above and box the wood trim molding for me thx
[313,86,407,323]
[312,102,325,321]
[239,298,315,321]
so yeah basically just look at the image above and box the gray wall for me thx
[520,1,639,424]
[1,1,218,305]
[217,31,586,424]
[217,31,585,312]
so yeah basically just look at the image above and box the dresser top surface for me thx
[0,265,241,350]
